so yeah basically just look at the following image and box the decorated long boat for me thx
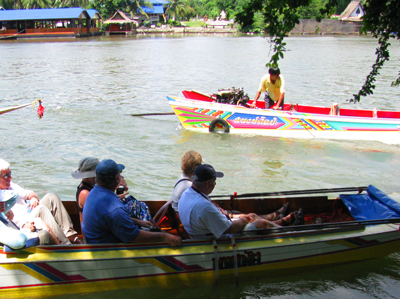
[166,89,400,144]
[1,185,400,298]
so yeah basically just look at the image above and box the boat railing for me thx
[210,186,368,200]
[228,217,400,238]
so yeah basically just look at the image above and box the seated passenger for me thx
[178,164,303,239]
[82,159,181,246]
[0,189,59,246]
[171,150,202,213]
[0,158,82,245]
[71,157,100,217]
[72,157,157,229]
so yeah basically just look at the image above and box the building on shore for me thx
[0,7,102,38]
[339,1,364,22]
[138,0,167,26]
[103,11,138,35]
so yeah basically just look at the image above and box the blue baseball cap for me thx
[95,159,125,179]
[193,164,224,182]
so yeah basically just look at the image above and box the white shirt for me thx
[7,182,34,226]
[171,174,192,212]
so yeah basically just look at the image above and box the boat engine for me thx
[214,87,250,107]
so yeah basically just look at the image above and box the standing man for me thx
[251,67,285,110]
[82,159,181,246]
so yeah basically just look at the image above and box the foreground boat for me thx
[166,90,400,144]
[1,185,400,298]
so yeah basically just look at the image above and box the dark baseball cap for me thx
[96,159,125,179]
[193,164,224,182]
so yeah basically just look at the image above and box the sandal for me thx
[273,202,290,220]
[279,202,290,220]
[293,208,304,226]
[281,212,295,226]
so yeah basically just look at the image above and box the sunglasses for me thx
[0,171,11,179]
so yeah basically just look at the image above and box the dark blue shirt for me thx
[82,185,140,243]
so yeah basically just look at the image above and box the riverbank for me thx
[135,19,362,36]
[135,26,236,34]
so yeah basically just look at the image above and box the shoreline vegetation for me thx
[134,19,363,36]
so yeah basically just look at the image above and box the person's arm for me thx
[131,218,158,228]
[129,230,181,246]
[273,92,285,110]
[27,192,40,209]
[224,216,250,234]
[5,210,13,220]
[250,91,262,108]
[78,189,90,210]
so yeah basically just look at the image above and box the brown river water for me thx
[0,34,400,298]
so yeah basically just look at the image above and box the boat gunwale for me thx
[168,96,400,124]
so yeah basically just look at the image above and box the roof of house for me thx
[147,0,169,5]
[339,1,364,22]
[104,11,138,24]
[86,9,101,20]
[0,7,91,21]
[141,5,164,14]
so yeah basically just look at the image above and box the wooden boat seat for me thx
[153,200,191,239]
[62,200,87,243]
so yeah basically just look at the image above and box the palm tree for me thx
[165,0,187,21]
[123,0,153,20]
[0,0,23,8]
[53,0,90,8]
[22,0,52,9]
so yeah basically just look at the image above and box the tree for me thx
[53,0,90,7]
[0,0,23,8]
[235,0,400,102]
[22,0,52,8]
[165,0,187,21]
[88,0,152,20]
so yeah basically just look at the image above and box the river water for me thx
[1,34,400,298]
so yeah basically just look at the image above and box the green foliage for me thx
[164,0,187,21]
[348,0,400,101]
[335,0,351,15]
[167,19,181,26]
[296,0,331,19]
[22,0,52,9]
[235,0,400,102]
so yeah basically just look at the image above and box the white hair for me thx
[0,158,10,172]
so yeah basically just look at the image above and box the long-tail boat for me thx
[1,185,399,298]
[166,89,400,144]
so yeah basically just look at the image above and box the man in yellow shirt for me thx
[251,67,285,110]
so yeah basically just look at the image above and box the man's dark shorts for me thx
[264,94,284,109]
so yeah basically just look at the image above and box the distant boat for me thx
[166,89,400,144]
[0,35,17,40]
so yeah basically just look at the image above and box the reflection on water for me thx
[1,35,400,299]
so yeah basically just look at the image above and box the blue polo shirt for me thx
[82,185,140,244]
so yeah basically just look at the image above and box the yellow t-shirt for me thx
[258,74,285,102]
